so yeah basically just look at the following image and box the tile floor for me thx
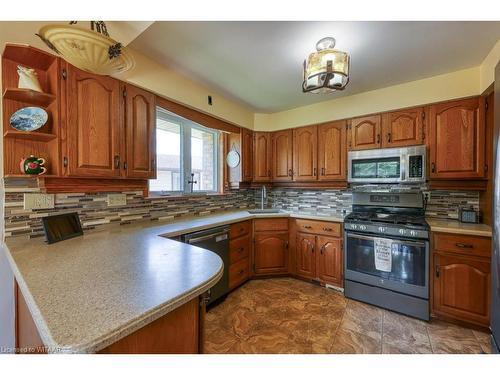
[204,277,492,354]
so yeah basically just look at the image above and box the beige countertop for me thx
[2,209,345,353]
[426,218,492,237]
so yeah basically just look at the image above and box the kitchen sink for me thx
[247,209,283,214]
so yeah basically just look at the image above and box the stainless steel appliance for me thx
[348,145,426,184]
[344,191,429,320]
[182,226,230,305]
[491,61,500,354]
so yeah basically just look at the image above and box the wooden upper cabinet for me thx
[253,232,289,275]
[293,125,318,181]
[65,64,122,177]
[295,232,316,278]
[349,115,381,150]
[381,107,424,148]
[253,132,272,181]
[317,236,343,287]
[272,129,293,181]
[429,97,485,179]
[317,121,347,181]
[241,128,253,182]
[124,84,156,179]
[433,253,490,327]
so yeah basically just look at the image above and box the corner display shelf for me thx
[3,88,56,107]
[2,44,61,178]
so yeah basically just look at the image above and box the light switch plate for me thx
[107,194,127,207]
[24,193,55,210]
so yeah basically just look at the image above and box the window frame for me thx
[151,107,220,196]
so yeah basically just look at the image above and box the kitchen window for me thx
[150,107,219,195]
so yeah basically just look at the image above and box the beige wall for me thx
[254,66,481,131]
[480,39,500,93]
[113,48,255,130]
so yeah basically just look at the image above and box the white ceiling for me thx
[130,21,500,113]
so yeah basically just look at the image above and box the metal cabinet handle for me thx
[321,167,325,176]
[288,169,293,177]
[114,155,120,169]
[304,225,312,229]
[63,156,68,167]
[323,227,333,232]
[320,244,326,255]
[313,168,317,176]
[431,163,436,173]
[435,265,440,278]
[310,244,314,253]
[376,134,381,143]
[387,133,392,143]
[455,243,473,249]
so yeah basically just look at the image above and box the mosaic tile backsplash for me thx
[3,178,256,239]
[3,178,480,238]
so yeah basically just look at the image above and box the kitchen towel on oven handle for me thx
[374,238,393,272]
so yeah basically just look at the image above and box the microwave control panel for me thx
[408,155,423,178]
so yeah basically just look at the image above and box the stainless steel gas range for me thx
[344,191,429,320]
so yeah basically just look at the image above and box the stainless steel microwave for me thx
[347,145,426,184]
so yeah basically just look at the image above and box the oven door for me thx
[344,232,429,299]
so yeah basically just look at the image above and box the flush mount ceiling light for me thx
[36,21,135,76]
[302,37,350,93]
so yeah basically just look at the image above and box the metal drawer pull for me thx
[304,225,312,229]
[323,227,333,232]
[455,243,473,249]
[238,269,245,275]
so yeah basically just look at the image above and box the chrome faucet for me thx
[261,185,267,209]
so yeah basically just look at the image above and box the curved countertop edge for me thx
[2,241,224,354]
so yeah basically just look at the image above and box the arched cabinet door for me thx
[253,132,272,181]
[317,121,346,181]
[293,125,318,181]
[428,97,485,179]
[65,64,122,177]
[317,236,343,287]
[433,254,490,327]
[295,232,316,278]
[124,84,156,179]
[349,115,381,150]
[272,129,293,181]
[381,107,424,148]
[253,232,289,274]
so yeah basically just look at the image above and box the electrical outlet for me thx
[24,193,55,210]
[107,194,127,207]
[423,191,431,201]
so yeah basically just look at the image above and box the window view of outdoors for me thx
[150,108,218,194]
[149,119,182,192]
[191,128,215,191]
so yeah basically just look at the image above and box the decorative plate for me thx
[10,107,48,132]
[226,150,241,168]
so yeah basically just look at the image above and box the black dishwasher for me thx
[182,226,230,305]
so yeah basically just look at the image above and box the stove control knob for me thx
[351,224,358,230]
[398,228,406,235]
[359,225,367,231]
[410,230,418,237]
[378,227,386,233]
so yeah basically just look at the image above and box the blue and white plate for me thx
[10,107,48,132]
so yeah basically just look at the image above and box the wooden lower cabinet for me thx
[229,220,252,290]
[296,232,316,279]
[253,232,289,275]
[431,233,491,328]
[317,236,343,286]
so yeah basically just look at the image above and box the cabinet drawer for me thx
[433,233,491,258]
[230,234,251,264]
[229,257,249,290]
[295,219,341,237]
[230,220,251,239]
[254,218,288,232]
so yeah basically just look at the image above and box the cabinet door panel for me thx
[293,125,317,181]
[254,232,288,275]
[296,232,316,279]
[429,97,485,179]
[253,132,272,181]
[382,108,424,148]
[66,65,122,177]
[317,236,343,287]
[349,115,381,150]
[433,254,490,327]
[241,128,253,182]
[125,84,156,178]
[272,130,293,181]
[318,121,346,181]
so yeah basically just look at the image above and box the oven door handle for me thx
[346,232,426,247]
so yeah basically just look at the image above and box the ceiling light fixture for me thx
[36,21,135,76]
[302,37,350,93]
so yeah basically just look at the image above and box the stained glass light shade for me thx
[302,37,350,93]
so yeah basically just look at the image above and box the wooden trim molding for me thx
[156,96,242,134]
[40,178,149,195]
